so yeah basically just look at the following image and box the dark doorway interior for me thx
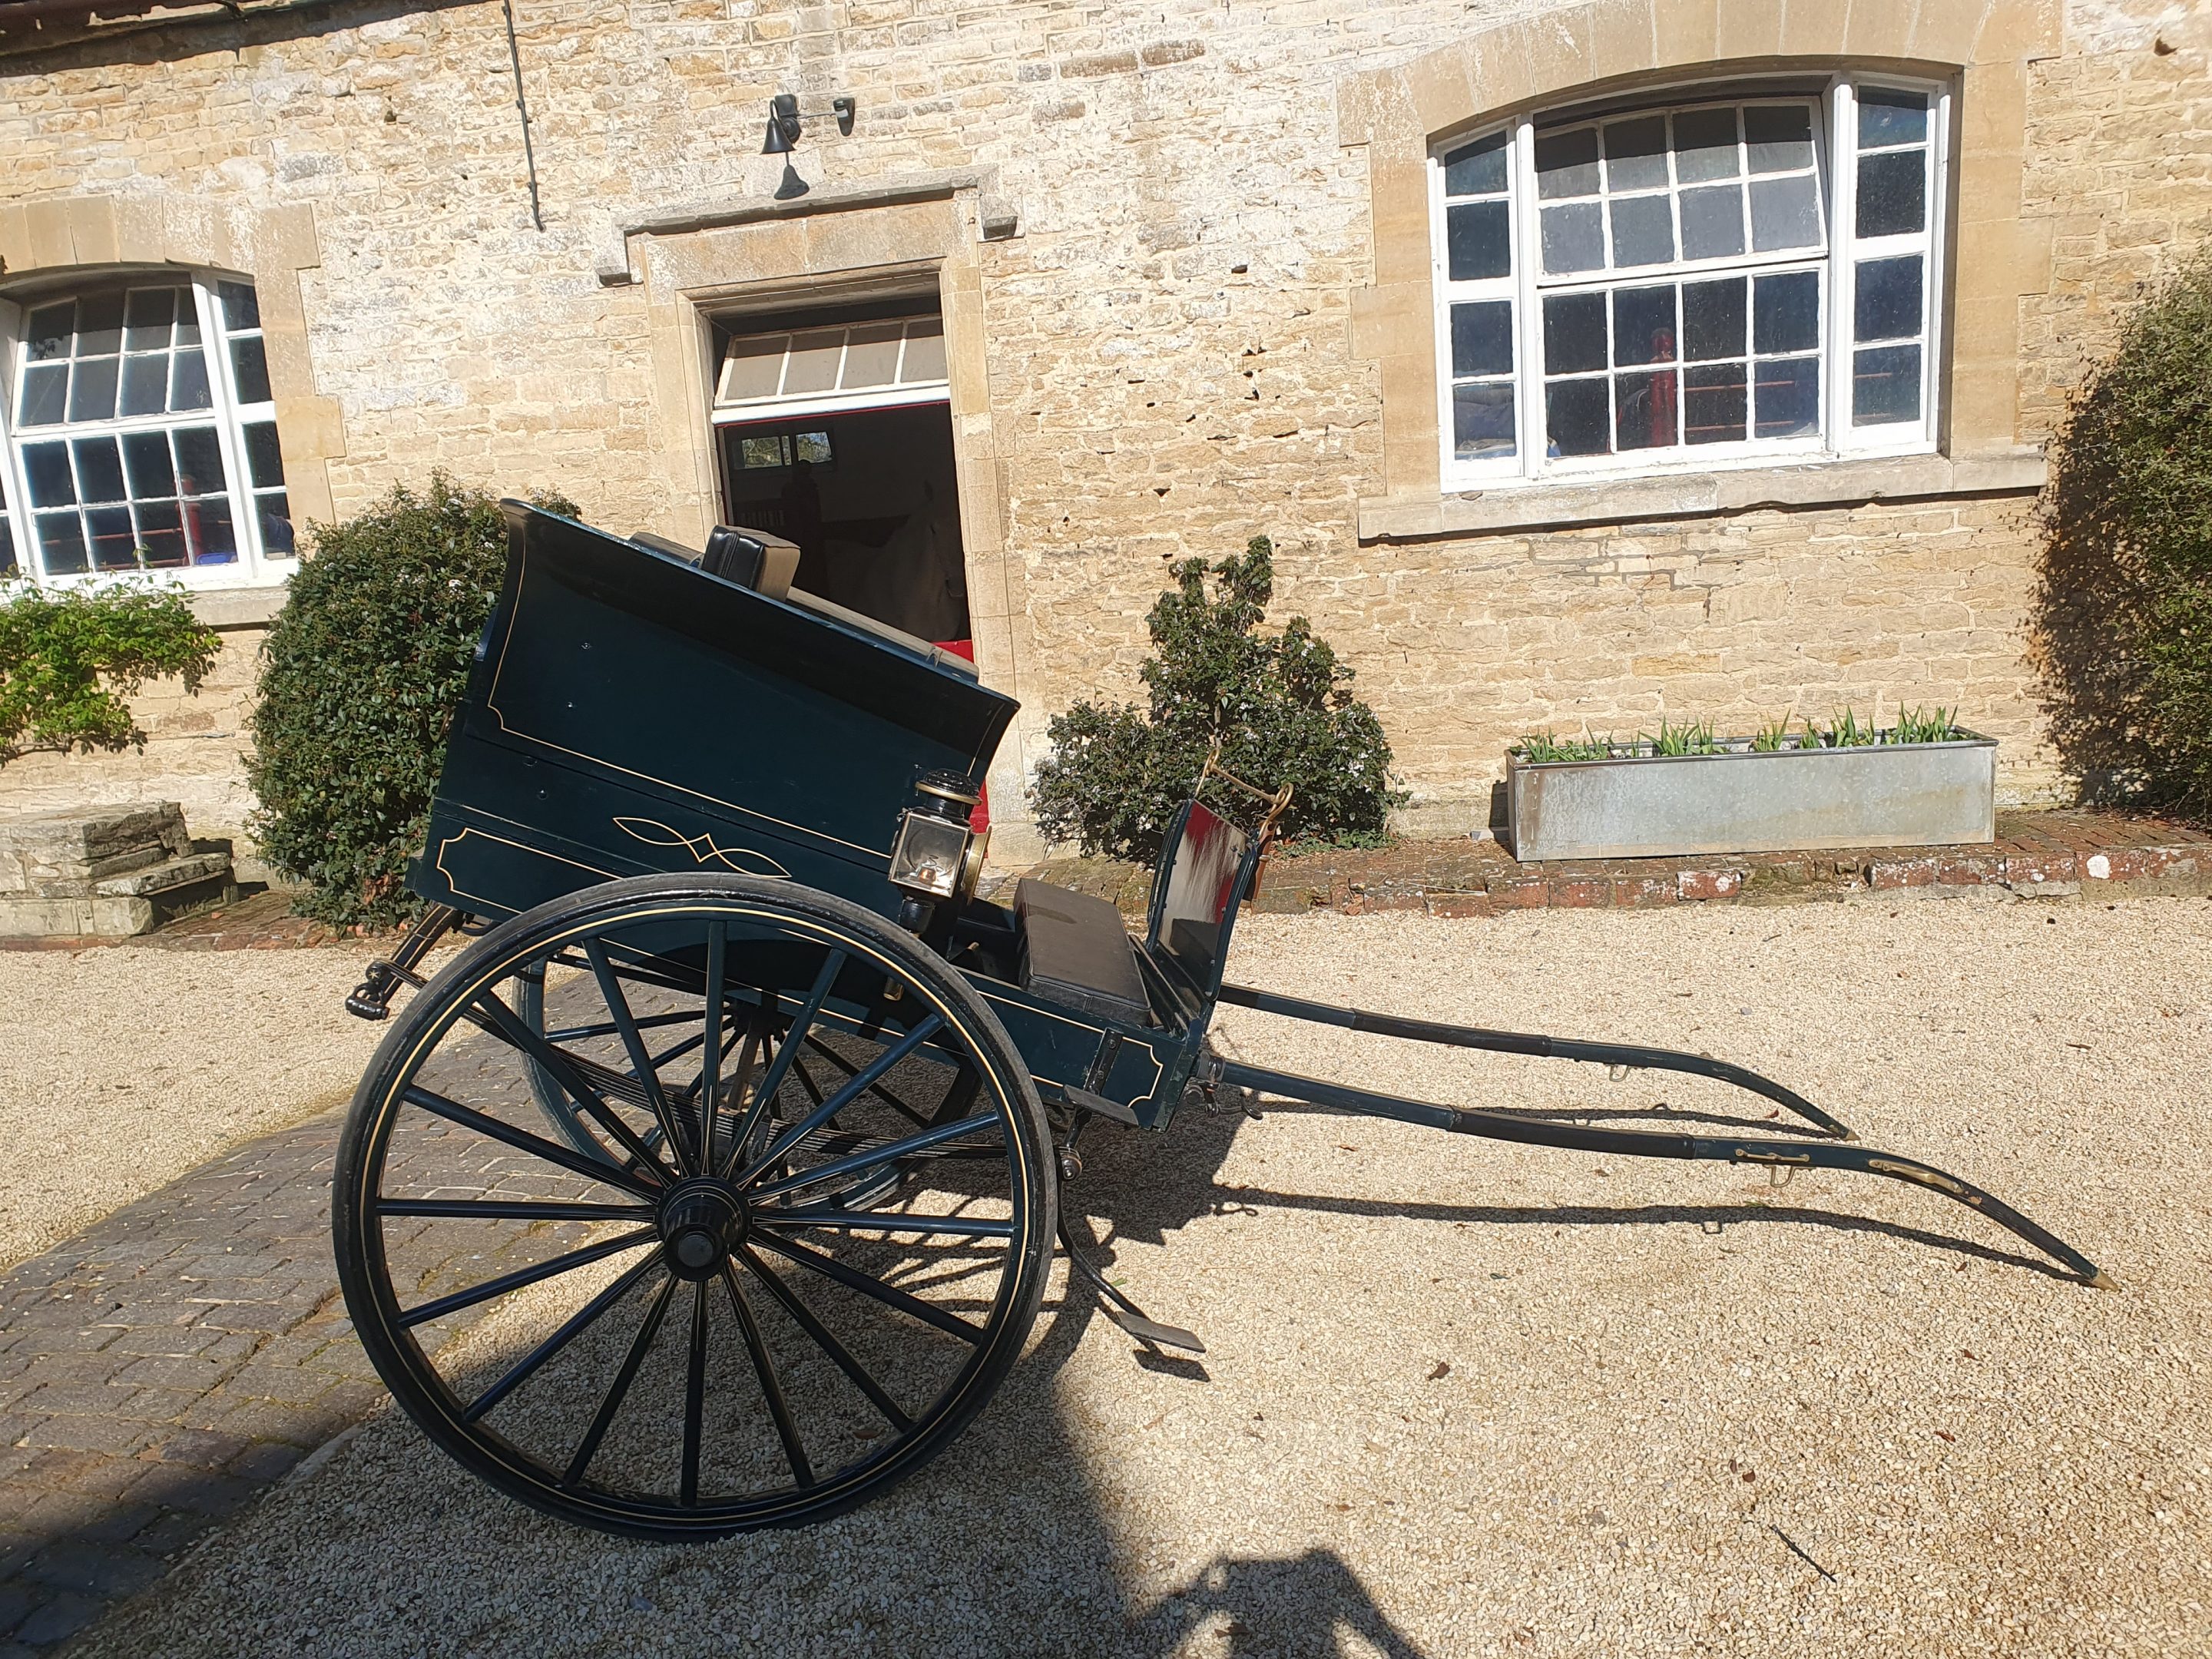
[717,403,969,645]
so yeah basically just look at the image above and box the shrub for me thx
[247,474,576,928]
[1028,535,1404,862]
[2034,247,2212,813]
[0,581,220,767]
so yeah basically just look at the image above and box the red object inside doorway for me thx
[932,638,991,836]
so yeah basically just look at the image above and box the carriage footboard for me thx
[1203,1054,2111,1290]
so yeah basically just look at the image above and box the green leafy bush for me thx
[0,581,220,766]
[2035,247,2212,812]
[1028,535,1403,862]
[247,474,576,928]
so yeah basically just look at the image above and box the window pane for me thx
[68,356,118,423]
[1542,293,1608,374]
[1858,88,1928,150]
[188,493,237,564]
[1749,175,1822,250]
[1452,382,1517,459]
[124,288,176,352]
[1611,286,1677,366]
[1853,344,1922,424]
[1682,278,1747,361]
[1608,195,1675,267]
[23,442,75,508]
[0,515,14,578]
[38,512,88,575]
[793,430,833,465]
[1446,200,1511,281]
[25,303,73,363]
[719,334,784,403]
[136,499,187,568]
[1684,363,1748,443]
[172,427,228,498]
[1856,149,1926,237]
[1539,203,1604,274]
[1743,105,1813,174]
[1672,107,1740,181]
[88,505,139,571]
[219,280,261,332]
[1442,130,1508,197]
[230,336,272,405]
[1451,301,1515,378]
[1854,256,1923,343]
[119,353,171,418]
[1614,369,1679,451]
[18,363,67,427]
[1754,356,1820,439]
[1753,271,1821,355]
[1679,185,1745,260]
[256,490,296,554]
[243,422,286,489]
[899,318,948,383]
[1602,117,1669,192]
[75,293,124,356]
[71,436,125,504]
[171,349,212,412]
[123,430,177,499]
[1535,127,1600,199]
[782,329,843,394]
[1545,379,1612,456]
[739,435,786,469]
[838,323,902,389]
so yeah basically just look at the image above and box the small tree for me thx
[2035,247,2212,813]
[248,474,576,928]
[0,582,220,766]
[1029,536,1403,862]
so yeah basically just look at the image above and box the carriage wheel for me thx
[333,873,1055,1538]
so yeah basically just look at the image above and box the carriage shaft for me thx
[1207,1056,2111,1288]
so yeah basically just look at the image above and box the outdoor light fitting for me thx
[763,92,800,154]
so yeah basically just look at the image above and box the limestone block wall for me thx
[0,0,2204,853]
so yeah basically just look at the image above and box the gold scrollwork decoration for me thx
[613,817,793,879]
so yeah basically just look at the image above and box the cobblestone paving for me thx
[0,1098,588,1653]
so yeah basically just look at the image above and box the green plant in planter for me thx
[1750,717,1793,753]
[1642,715,1720,757]
[0,581,220,767]
[1029,536,1405,863]
[1889,705,1959,744]
[247,474,578,929]
[1515,731,1615,763]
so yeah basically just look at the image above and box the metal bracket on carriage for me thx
[1035,1077,1140,1127]
[1057,1214,1206,1355]
[343,903,465,1021]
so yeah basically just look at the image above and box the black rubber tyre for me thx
[333,873,1055,1538]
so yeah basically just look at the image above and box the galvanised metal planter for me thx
[1505,732,1998,861]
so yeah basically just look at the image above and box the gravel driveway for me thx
[74,896,2212,1657]
[0,938,384,1270]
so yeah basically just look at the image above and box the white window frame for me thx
[711,315,951,427]
[0,268,296,590]
[1430,71,1952,493]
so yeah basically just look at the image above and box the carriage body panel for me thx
[409,505,1017,930]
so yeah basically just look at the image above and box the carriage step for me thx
[1058,1217,1205,1354]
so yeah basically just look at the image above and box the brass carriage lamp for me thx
[889,773,979,902]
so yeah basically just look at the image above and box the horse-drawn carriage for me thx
[333,503,2106,1539]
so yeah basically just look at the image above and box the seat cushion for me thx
[1014,879,1149,1028]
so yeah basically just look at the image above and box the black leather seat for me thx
[1014,879,1150,1027]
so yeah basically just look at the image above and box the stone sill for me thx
[1357,450,2048,543]
[188,584,289,630]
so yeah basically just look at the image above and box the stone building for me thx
[0,0,2205,863]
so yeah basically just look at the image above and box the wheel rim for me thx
[336,885,1051,1535]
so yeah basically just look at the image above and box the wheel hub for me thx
[657,1177,748,1280]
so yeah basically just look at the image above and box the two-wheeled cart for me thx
[335,503,2107,1539]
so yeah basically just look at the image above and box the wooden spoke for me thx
[727,949,846,1176]
[374,1198,652,1223]
[562,1273,678,1489]
[720,1263,814,1489]
[749,1230,986,1345]
[733,1243,913,1432]
[402,1084,661,1200]
[680,1279,710,1506]
[469,986,673,1184]
[738,1017,944,1184]
[584,939,697,1174]
[463,1251,665,1423]
[747,1112,1002,1206]
[755,1210,1013,1240]
[698,922,727,1177]
[399,1230,658,1330]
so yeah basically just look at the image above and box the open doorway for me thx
[711,306,969,650]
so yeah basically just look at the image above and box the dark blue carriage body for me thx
[411,504,1234,1131]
